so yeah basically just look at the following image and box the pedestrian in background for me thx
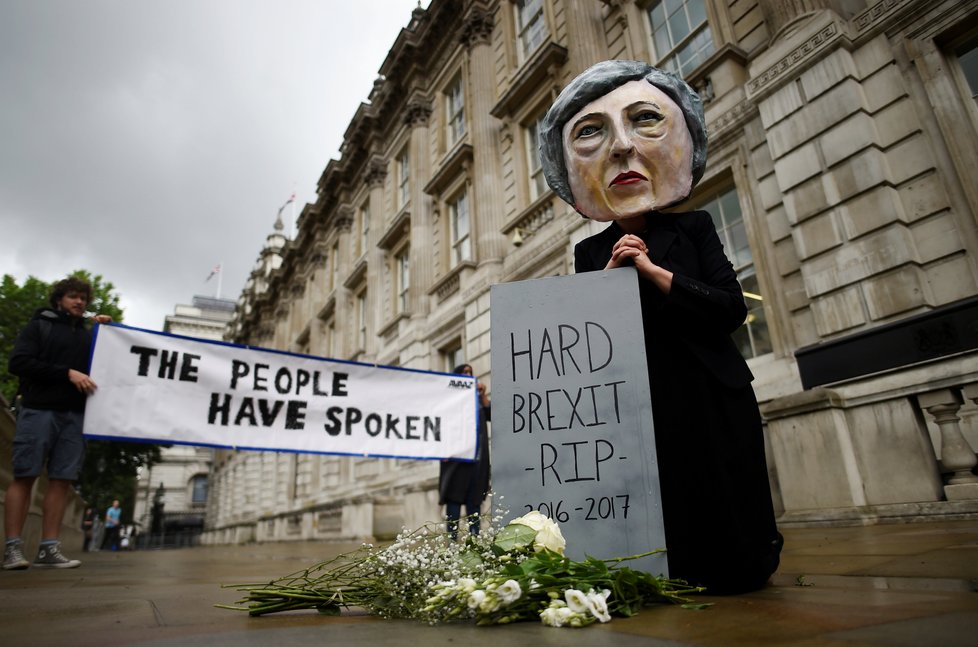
[438,364,491,540]
[102,499,122,551]
[81,506,97,552]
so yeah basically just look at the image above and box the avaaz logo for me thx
[447,379,474,389]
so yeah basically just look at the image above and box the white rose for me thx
[509,510,548,532]
[496,579,522,604]
[508,511,566,555]
[457,578,477,593]
[534,521,566,555]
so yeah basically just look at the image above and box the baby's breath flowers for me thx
[219,506,704,628]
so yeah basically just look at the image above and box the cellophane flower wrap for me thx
[220,507,705,627]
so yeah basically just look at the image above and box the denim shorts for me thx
[12,408,86,480]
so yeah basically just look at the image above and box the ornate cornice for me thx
[746,16,846,101]
[853,0,907,35]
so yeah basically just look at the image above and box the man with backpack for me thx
[3,276,111,569]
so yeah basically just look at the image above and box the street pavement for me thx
[1,519,976,646]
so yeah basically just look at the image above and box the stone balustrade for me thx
[761,352,978,525]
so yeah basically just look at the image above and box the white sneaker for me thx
[33,542,81,569]
[3,541,30,570]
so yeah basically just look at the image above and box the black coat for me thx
[9,308,93,412]
[439,404,491,505]
[575,211,782,594]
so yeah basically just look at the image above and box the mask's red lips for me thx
[610,171,647,187]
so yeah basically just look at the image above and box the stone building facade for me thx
[204,0,978,544]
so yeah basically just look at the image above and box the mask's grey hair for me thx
[539,60,708,208]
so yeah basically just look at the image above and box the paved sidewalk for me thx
[1,520,976,646]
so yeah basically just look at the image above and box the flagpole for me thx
[216,261,223,299]
[291,192,297,239]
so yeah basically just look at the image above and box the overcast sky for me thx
[1,0,428,330]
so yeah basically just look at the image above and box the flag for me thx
[276,192,297,217]
[205,264,221,282]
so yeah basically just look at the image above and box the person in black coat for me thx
[4,276,112,570]
[539,60,782,593]
[439,364,491,539]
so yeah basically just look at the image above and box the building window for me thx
[358,204,370,258]
[647,0,714,78]
[442,342,464,372]
[525,112,547,200]
[396,248,410,313]
[515,0,547,63]
[191,474,208,504]
[449,189,472,266]
[701,187,771,358]
[356,291,368,351]
[446,74,466,147]
[397,148,411,209]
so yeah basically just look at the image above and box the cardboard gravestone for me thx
[490,267,667,575]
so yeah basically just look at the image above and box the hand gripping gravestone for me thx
[490,267,667,575]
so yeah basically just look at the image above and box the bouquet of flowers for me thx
[219,510,705,628]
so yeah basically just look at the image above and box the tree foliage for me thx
[1,271,161,518]
[81,441,163,521]
[0,274,49,404]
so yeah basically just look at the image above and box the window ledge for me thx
[378,311,411,339]
[295,324,310,347]
[317,293,336,321]
[428,261,476,302]
[343,256,368,290]
[492,41,568,119]
[504,190,557,235]
[378,209,411,250]
[424,143,473,196]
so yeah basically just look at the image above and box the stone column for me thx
[406,96,433,319]
[460,4,507,265]
[564,0,607,70]
[919,388,978,500]
[365,156,387,361]
[333,204,355,358]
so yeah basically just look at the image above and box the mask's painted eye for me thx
[576,123,601,138]
[634,110,663,123]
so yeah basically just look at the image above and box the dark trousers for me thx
[102,525,120,551]
[445,476,482,539]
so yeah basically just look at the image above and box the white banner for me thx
[83,325,479,460]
